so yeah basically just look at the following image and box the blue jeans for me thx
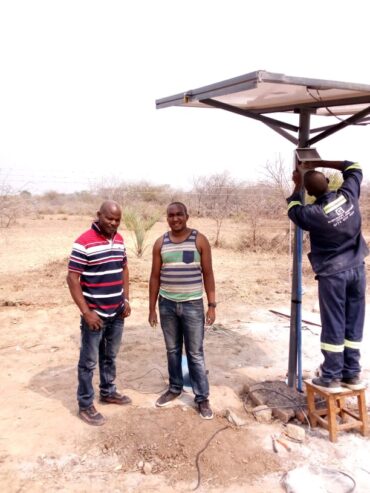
[77,314,124,409]
[318,264,366,380]
[158,296,209,403]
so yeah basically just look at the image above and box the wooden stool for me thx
[305,379,368,442]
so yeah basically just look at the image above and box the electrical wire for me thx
[120,367,168,394]
[244,385,311,428]
[281,467,356,493]
[192,426,231,491]
[306,87,369,126]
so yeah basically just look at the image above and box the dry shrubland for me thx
[1,172,370,255]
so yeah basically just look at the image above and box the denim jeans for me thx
[318,263,366,380]
[158,296,209,403]
[77,314,124,410]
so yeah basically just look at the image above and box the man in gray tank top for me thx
[149,202,216,419]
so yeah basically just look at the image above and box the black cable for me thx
[307,87,346,122]
[246,386,327,409]
[337,470,356,493]
[281,468,356,493]
[244,386,311,427]
[306,87,369,126]
[246,386,305,406]
[248,401,308,411]
[120,367,168,394]
[193,426,230,490]
[125,367,167,384]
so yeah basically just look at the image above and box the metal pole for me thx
[287,110,311,388]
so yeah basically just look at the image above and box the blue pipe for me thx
[296,224,303,392]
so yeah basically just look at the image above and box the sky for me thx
[1,0,370,194]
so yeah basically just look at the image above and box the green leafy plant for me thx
[123,210,159,257]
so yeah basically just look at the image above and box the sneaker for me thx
[198,400,214,420]
[341,377,367,390]
[78,405,106,426]
[311,376,343,393]
[156,390,182,407]
[100,391,132,405]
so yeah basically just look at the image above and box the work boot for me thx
[78,405,106,426]
[311,377,343,393]
[198,399,214,420]
[156,390,182,407]
[100,391,132,405]
[341,377,367,390]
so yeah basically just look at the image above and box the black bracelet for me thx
[208,302,217,308]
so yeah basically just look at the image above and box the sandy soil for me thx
[0,215,369,492]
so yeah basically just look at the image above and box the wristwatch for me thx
[208,302,217,308]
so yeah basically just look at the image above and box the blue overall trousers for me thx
[318,263,366,381]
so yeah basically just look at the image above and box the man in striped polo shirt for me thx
[149,202,216,419]
[67,200,131,426]
[287,160,368,393]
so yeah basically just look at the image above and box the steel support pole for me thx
[287,110,311,388]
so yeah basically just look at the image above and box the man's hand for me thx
[123,299,131,318]
[83,310,103,331]
[205,307,216,326]
[292,169,302,187]
[149,310,158,328]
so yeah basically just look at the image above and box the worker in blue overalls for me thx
[287,159,368,393]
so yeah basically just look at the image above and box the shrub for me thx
[123,210,160,257]
[235,230,290,254]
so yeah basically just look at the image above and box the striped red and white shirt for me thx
[68,222,127,318]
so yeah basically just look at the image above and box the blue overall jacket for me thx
[287,161,368,276]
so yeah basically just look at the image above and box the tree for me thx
[191,171,241,247]
[0,171,34,227]
[263,153,291,203]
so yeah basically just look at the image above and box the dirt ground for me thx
[0,215,370,492]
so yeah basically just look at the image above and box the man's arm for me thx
[197,233,216,326]
[148,237,162,327]
[298,159,345,171]
[286,171,314,231]
[66,271,103,330]
[292,161,347,192]
[299,159,362,199]
[122,264,131,318]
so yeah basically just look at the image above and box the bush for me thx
[123,210,160,257]
[235,231,290,254]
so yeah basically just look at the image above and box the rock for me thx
[137,460,144,469]
[273,406,295,424]
[143,462,152,475]
[252,405,272,423]
[283,465,326,492]
[285,423,305,442]
[225,408,247,427]
[295,409,307,424]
